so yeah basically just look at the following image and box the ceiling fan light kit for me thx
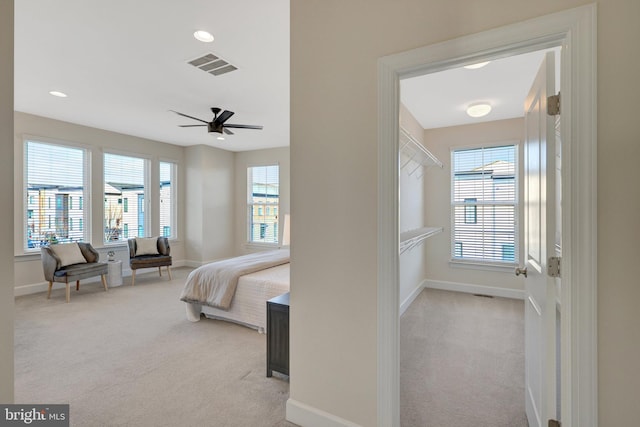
[172,107,263,137]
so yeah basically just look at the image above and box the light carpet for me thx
[400,288,528,427]
[14,267,297,427]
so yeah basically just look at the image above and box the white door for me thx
[522,51,557,427]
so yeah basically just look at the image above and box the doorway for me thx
[377,5,596,427]
[398,46,559,426]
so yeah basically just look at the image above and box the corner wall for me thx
[184,145,235,265]
[0,0,14,403]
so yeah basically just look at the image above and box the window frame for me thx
[246,163,280,246]
[159,160,177,240]
[23,138,90,253]
[103,151,150,245]
[450,142,519,268]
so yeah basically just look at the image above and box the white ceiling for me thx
[15,2,557,152]
[14,0,290,152]
[401,48,559,130]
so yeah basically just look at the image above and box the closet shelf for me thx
[400,127,443,177]
[400,226,443,254]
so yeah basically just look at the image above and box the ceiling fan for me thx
[171,107,263,135]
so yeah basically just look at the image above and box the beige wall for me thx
[423,118,524,292]
[184,145,235,265]
[0,0,15,403]
[291,0,640,425]
[12,112,186,289]
[234,147,290,254]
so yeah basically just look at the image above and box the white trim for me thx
[399,279,426,316]
[377,5,597,427]
[424,279,525,300]
[286,399,362,427]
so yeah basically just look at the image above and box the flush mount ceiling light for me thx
[463,61,490,69]
[49,90,67,98]
[193,30,214,43]
[466,103,492,118]
[217,136,225,141]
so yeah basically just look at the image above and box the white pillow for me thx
[135,237,159,256]
[51,243,86,267]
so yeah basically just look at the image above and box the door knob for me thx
[515,267,528,278]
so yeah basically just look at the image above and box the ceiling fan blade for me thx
[214,110,235,126]
[223,128,234,135]
[179,124,207,127]
[170,110,209,124]
[224,124,263,130]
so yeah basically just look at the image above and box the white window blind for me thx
[25,141,87,250]
[104,153,147,243]
[159,161,175,238]
[247,165,279,244]
[451,145,517,263]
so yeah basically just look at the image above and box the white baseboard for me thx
[14,259,188,297]
[400,279,427,316]
[424,279,524,300]
[286,399,362,427]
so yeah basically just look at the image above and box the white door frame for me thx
[377,5,596,427]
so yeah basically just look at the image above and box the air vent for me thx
[188,53,238,76]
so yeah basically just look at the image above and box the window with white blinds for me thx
[451,144,518,263]
[104,153,147,243]
[247,165,279,244]
[159,161,175,238]
[25,141,88,250]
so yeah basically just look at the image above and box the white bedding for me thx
[184,263,290,333]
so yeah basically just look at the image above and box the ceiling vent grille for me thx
[188,53,238,76]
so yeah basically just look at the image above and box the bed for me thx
[180,249,290,333]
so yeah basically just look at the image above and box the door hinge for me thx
[549,419,561,427]
[547,92,561,116]
[548,256,561,278]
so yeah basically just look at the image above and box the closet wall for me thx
[423,118,525,296]
[399,105,442,313]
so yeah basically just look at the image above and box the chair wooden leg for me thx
[65,282,70,303]
[158,266,162,277]
[47,281,53,299]
[101,274,108,292]
[131,270,136,286]
[166,266,172,280]
[76,280,80,291]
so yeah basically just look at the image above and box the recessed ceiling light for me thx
[466,103,492,118]
[49,90,67,98]
[217,136,225,141]
[193,30,214,43]
[464,61,490,69]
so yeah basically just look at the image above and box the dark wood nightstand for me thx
[266,292,289,377]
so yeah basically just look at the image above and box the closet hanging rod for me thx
[399,127,443,169]
[399,226,443,254]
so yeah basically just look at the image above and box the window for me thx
[159,162,175,238]
[104,153,147,243]
[247,165,279,244]
[451,144,517,263]
[24,141,87,250]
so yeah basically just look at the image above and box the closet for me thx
[399,125,442,314]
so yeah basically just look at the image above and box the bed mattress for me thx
[184,263,290,333]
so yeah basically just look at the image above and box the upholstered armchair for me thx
[41,242,109,303]
[127,237,172,286]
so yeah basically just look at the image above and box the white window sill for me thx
[449,259,517,273]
